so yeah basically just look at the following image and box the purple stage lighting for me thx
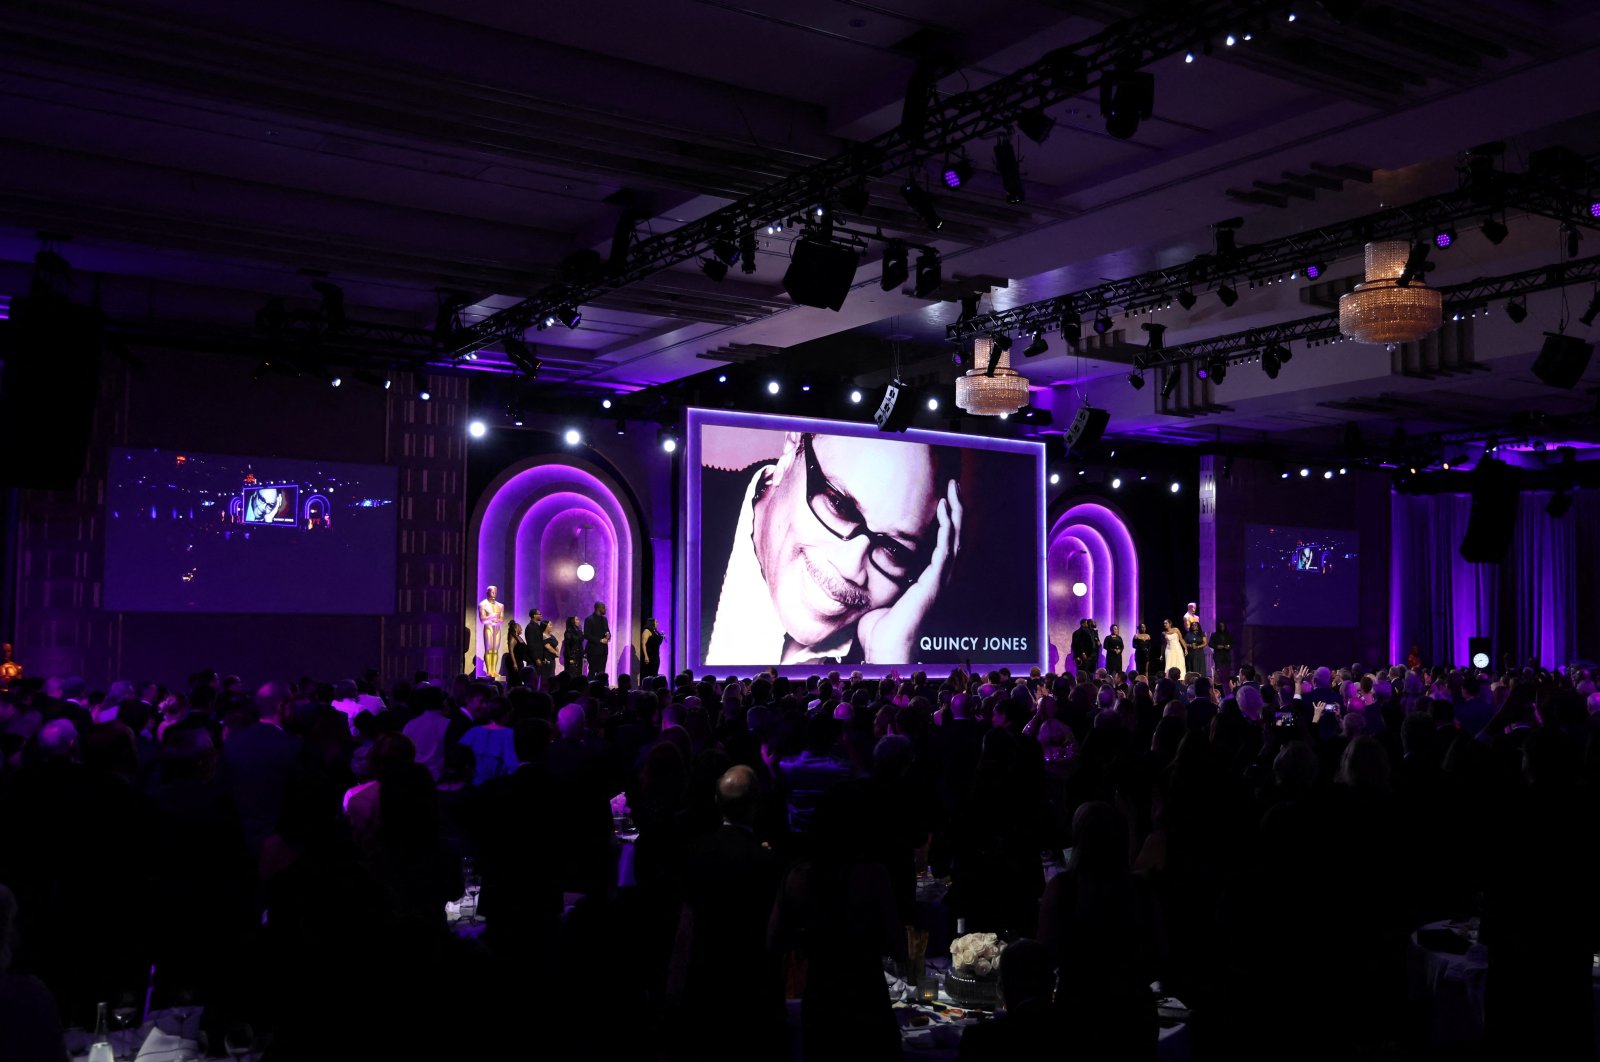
[943,158,974,189]
[1434,229,1455,249]
[1305,263,1322,279]
[1591,201,1600,219]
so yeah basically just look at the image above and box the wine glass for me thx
[111,1000,140,1061]
[224,1022,255,1062]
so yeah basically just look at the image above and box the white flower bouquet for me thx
[950,931,1006,978]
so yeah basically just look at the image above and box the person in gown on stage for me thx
[479,585,505,680]
[1131,623,1153,679]
[1103,624,1125,675]
[561,616,585,676]
[639,617,664,678]
[502,619,526,680]
[1161,619,1185,677]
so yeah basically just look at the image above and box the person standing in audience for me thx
[955,938,1058,1059]
[224,680,302,861]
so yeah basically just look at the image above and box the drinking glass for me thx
[111,1002,140,1061]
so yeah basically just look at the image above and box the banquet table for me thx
[1407,919,1600,1056]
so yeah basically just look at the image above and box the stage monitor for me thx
[684,408,1045,674]
[104,448,398,614]
[1243,523,1359,627]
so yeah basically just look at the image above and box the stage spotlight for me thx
[1177,290,1197,310]
[1213,219,1243,258]
[1304,262,1325,279]
[700,257,729,281]
[564,428,582,445]
[329,375,342,388]
[615,418,626,436]
[1061,311,1082,346]
[1564,223,1581,258]
[1506,298,1528,323]
[1281,471,1290,480]
[717,374,728,383]
[556,306,582,329]
[958,294,981,322]
[1184,51,1195,63]
[1579,289,1600,327]
[601,398,613,410]
[1094,310,1113,334]
[1548,490,1574,518]
[1195,362,1208,380]
[1591,201,1600,219]
[1049,472,1060,485]
[1017,107,1055,144]
[942,156,975,189]
[1101,70,1155,140]
[838,183,870,213]
[468,420,487,439]
[849,389,862,404]
[900,180,944,231]
[1481,217,1508,245]
[914,250,942,298]
[658,427,680,454]
[740,230,758,274]
[1169,481,1181,493]
[1128,370,1145,390]
[312,280,345,328]
[1111,477,1122,489]
[1207,355,1227,384]
[1261,343,1285,379]
[503,335,541,378]
[1323,469,1333,479]
[1397,240,1433,288]
[1216,283,1238,307]
[1299,467,1310,477]
[1143,322,1166,350]
[993,140,1025,204]
[1434,226,1457,250]
[767,380,781,394]
[1160,370,1180,399]
[881,242,910,292]
[413,371,431,400]
[1023,331,1048,357]
[1339,467,1348,475]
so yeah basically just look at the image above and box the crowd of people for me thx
[1,653,1596,1061]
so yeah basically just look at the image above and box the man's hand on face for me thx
[857,479,963,664]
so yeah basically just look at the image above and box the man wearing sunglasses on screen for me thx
[704,431,962,666]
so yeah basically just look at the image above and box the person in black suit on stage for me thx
[583,602,610,680]
[1070,619,1099,676]
[1208,620,1234,682]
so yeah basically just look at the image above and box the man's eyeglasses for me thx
[801,434,931,588]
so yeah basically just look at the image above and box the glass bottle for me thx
[88,1002,116,1062]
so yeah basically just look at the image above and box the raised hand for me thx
[858,479,963,664]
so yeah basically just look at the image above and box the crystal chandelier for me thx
[955,335,1031,416]
[1338,241,1443,344]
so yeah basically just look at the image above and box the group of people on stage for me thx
[1066,602,1234,681]
[477,586,665,682]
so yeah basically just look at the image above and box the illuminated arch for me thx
[466,456,642,680]
[1048,501,1140,670]
[303,493,331,528]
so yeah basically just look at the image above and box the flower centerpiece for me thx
[946,932,1006,1008]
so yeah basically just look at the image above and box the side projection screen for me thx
[684,408,1046,674]
[105,448,398,614]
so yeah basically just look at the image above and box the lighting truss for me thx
[948,150,1600,342]
[450,1,1297,356]
[1131,252,1600,374]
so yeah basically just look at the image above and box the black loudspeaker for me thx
[1459,457,1520,563]
[782,239,859,311]
[874,379,915,433]
[1467,637,1492,670]
[1062,406,1110,452]
[0,295,103,489]
[1532,332,1594,389]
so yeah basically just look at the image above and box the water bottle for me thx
[88,1002,115,1062]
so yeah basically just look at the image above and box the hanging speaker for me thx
[874,379,916,433]
[1458,457,1520,563]
[1531,332,1594,389]
[1062,406,1110,452]
[782,239,859,311]
[0,296,104,489]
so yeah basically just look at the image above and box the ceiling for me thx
[4,0,1600,461]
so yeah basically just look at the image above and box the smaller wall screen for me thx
[1244,523,1360,628]
[105,448,398,614]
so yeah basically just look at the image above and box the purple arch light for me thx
[1048,501,1140,668]
[470,459,640,679]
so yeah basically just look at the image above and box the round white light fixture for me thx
[418,389,431,402]
[927,397,939,411]
[601,398,613,409]
[1111,477,1122,489]
[564,428,582,446]
[1339,467,1348,475]
[1049,472,1060,485]
[1169,481,1181,493]
[330,376,342,388]
[575,562,596,583]
[766,380,781,394]
[661,436,678,454]
[849,389,862,404]
[717,374,728,383]
[468,420,487,439]
[1299,467,1310,477]
[1071,581,1088,597]
[1323,470,1333,479]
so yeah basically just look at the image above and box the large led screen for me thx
[685,409,1046,673]
[105,448,398,614]
[1243,523,1360,627]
